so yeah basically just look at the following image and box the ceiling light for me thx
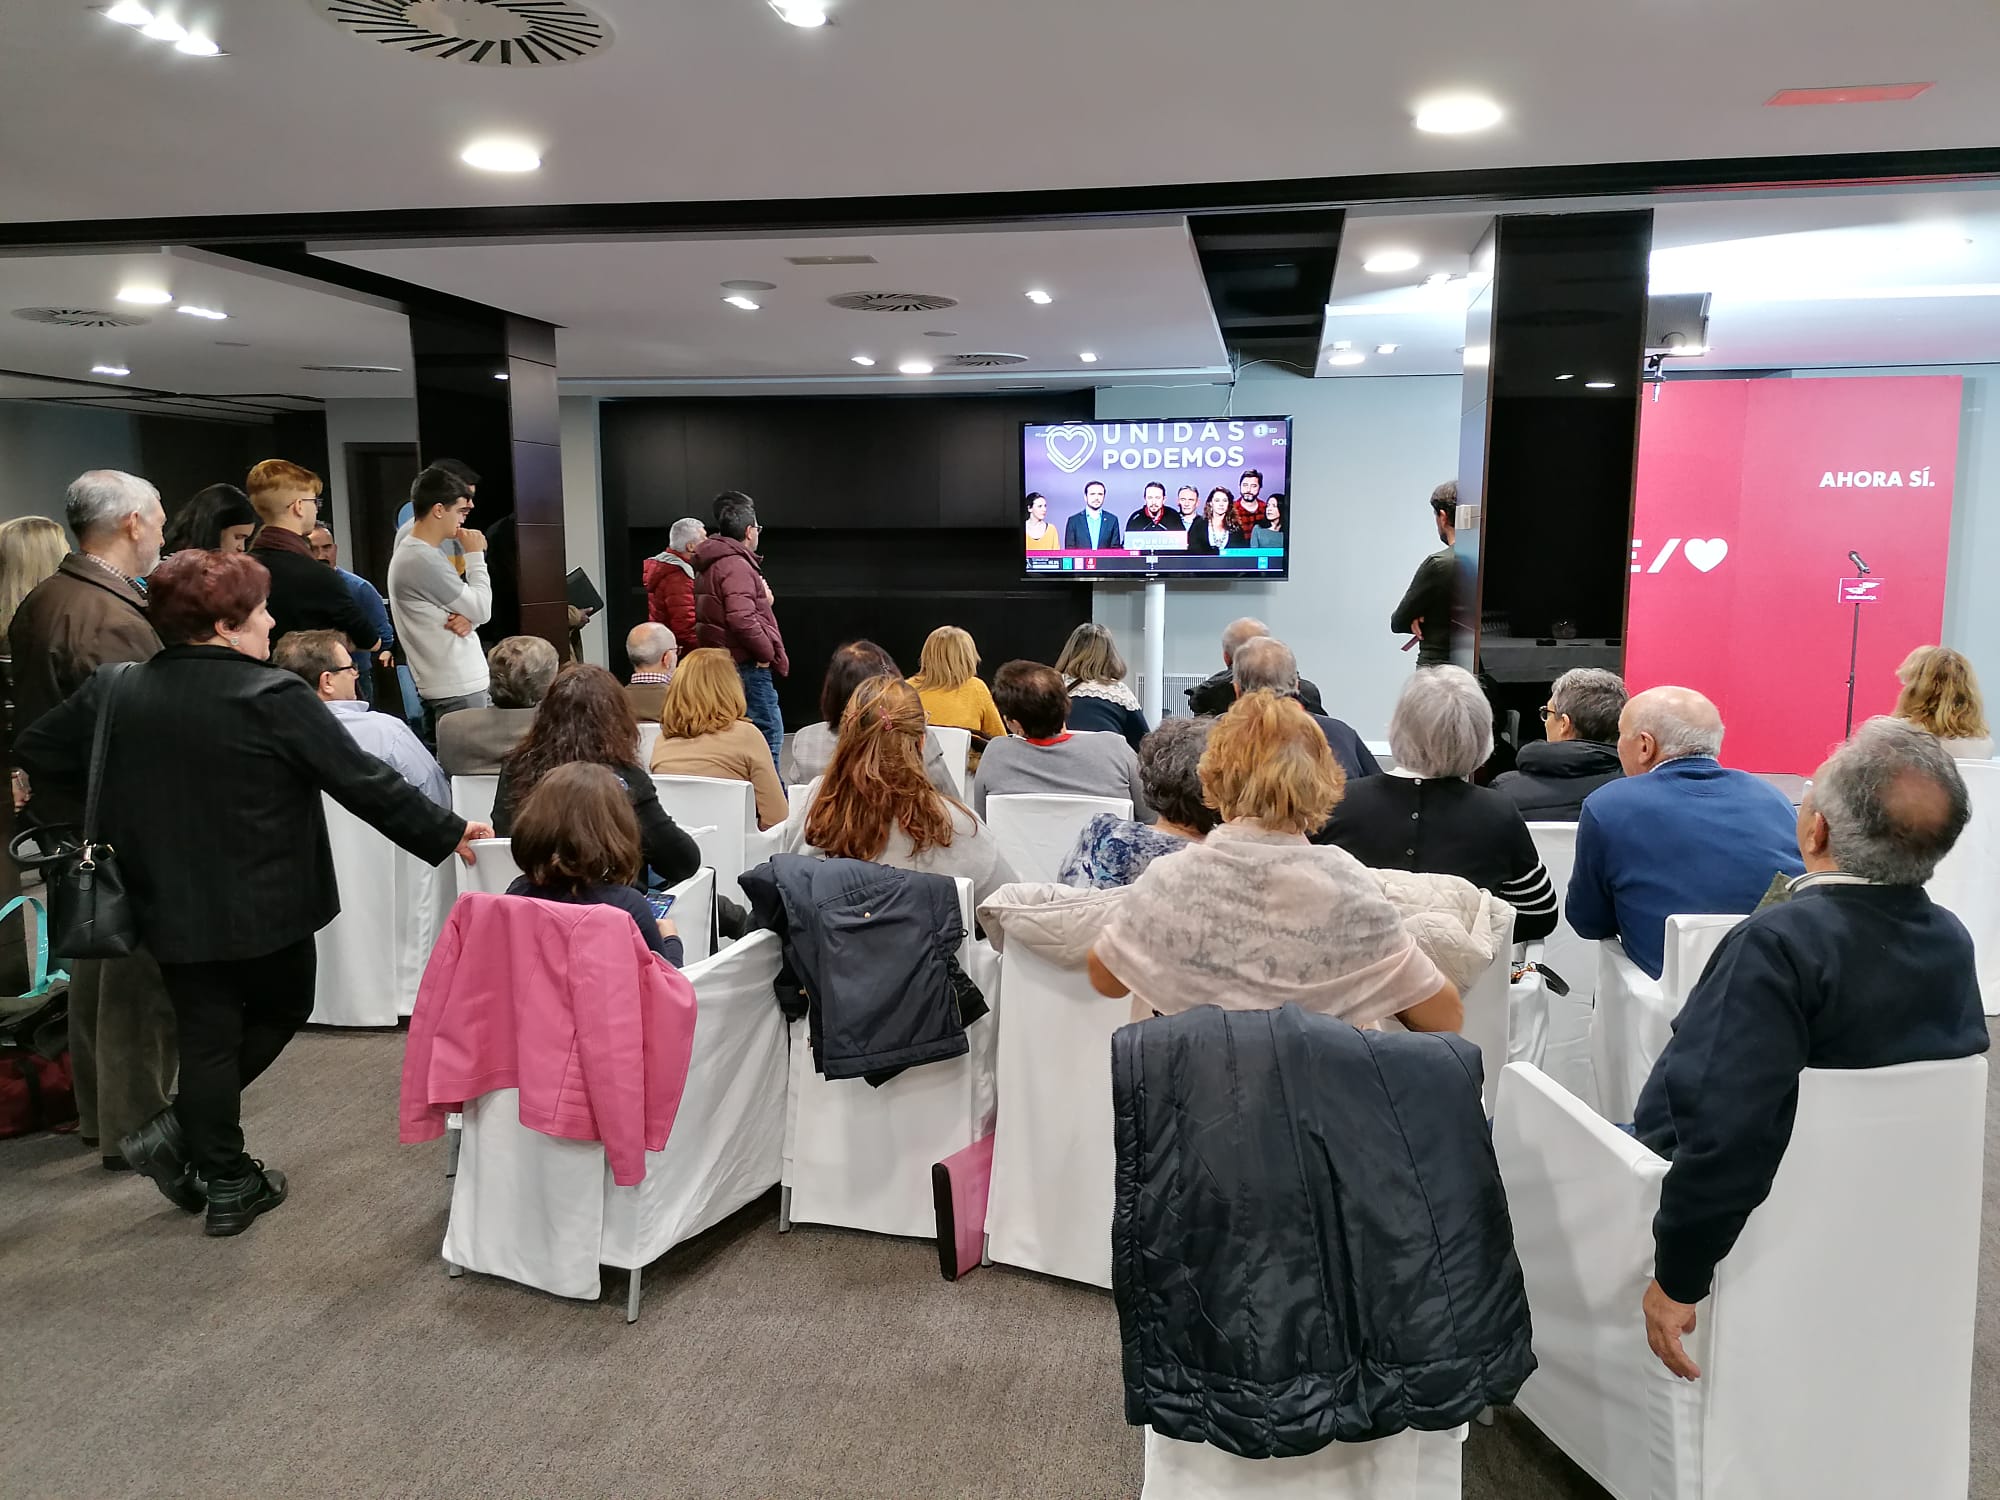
[1767,82,1932,107]
[769,0,828,26]
[1332,339,1352,350]
[1665,344,1707,357]
[1327,351,1366,367]
[493,372,509,381]
[459,138,541,174]
[722,294,761,311]
[898,359,933,375]
[1375,343,1399,355]
[720,279,776,293]
[1025,289,1053,305]
[1079,352,1099,364]
[1585,380,1616,389]
[173,33,221,55]
[139,15,185,41]
[1414,94,1504,134]
[1555,373,1574,381]
[1363,250,1421,275]
[92,364,131,377]
[850,355,875,367]
[116,285,173,305]
[175,304,226,320]
[1462,344,1490,367]
[101,2,153,25]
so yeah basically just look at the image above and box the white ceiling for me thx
[2,1,1997,225]
[320,221,1228,390]
[1318,187,2000,378]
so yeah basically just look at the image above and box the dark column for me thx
[1454,210,1653,749]
[408,312,565,655]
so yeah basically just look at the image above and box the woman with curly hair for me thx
[1894,645,1992,760]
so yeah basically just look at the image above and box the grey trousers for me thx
[66,949,177,1147]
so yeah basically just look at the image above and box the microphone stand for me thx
[1843,595,1862,739]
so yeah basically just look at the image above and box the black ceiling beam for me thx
[1193,208,1344,363]
[1,146,1998,253]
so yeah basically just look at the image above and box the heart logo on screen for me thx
[1684,538,1729,573]
[1044,425,1098,474]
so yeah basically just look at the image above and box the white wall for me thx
[0,400,143,525]
[320,397,418,549]
[1093,370,1460,742]
[560,395,608,667]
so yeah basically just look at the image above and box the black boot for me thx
[204,1162,287,1238]
[118,1110,204,1213]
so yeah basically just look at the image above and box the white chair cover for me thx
[441,932,789,1308]
[1458,910,1514,1118]
[929,725,973,797]
[458,837,524,897]
[638,722,661,765]
[1929,758,2000,1015]
[1525,821,1596,1107]
[984,940,1125,1288]
[1590,915,1743,1123]
[451,773,498,827]
[311,796,454,1026]
[1142,1426,1464,1499]
[985,793,1132,884]
[664,866,715,966]
[1495,1056,1986,1500]
[781,878,998,1239]
[651,774,758,905]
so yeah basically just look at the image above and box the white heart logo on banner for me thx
[1044,425,1097,474]
[1684,538,1729,573]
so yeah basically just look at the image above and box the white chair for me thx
[665,866,715,966]
[983,939,1126,1288]
[451,773,498,828]
[1457,910,1515,1119]
[442,931,790,1321]
[1525,821,1597,1108]
[650,774,775,907]
[780,877,997,1240]
[311,796,454,1026]
[1364,738,1396,772]
[637,722,661,765]
[1929,758,2000,1015]
[1590,915,1744,1122]
[929,725,973,797]
[1142,1426,1464,1499]
[1494,1057,1986,1500]
[457,836,524,897]
[985,792,1132,884]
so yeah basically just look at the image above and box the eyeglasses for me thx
[1538,704,1558,722]
[332,663,360,677]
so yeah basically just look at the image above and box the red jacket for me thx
[642,549,699,654]
[693,535,788,678]
[399,893,698,1186]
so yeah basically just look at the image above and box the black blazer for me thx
[13,645,465,964]
[251,539,383,651]
[492,760,700,892]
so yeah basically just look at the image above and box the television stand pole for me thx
[1143,578,1167,724]
[1842,597,1863,739]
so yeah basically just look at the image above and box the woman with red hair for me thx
[15,548,489,1238]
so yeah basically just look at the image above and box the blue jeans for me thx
[738,663,783,772]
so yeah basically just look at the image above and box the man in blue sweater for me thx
[1637,718,1987,1380]
[1567,686,1801,978]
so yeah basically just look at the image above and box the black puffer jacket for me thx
[1491,738,1624,822]
[1112,1005,1535,1458]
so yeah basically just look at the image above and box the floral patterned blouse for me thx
[1058,812,1189,890]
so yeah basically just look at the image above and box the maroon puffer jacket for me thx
[693,536,788,677]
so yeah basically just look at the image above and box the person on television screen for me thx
[1064,481,1123,551]
[1231,469,1266,543]
[1126,481,1185,533]
[1251,493,1286,551]
[1024,492,1060,552]
[1186,488,1239,555]
[1176,485,1202,529]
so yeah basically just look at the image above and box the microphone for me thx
[1847,550,1871,575]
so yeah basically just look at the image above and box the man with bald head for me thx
[1186,616,1328,717]
[1635,719,1986,1381]
[623,621,678,723]
[1566,685,1801,979]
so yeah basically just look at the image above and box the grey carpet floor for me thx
[3,1021,1995,1499]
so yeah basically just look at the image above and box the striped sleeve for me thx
[1497,862,1559,941]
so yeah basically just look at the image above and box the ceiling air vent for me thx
[940,352,1030,369]
[827,291,960,313]
[12,306,152,329]
[312,0,612,66]
[786,254,878,266]
[300,363,405,374]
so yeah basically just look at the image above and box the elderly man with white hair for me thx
[1229,635,1379,784]
[623,621,677,722]
[1567,685,1802,980]
[643,516,706,655]
[1185,615,1327,717]
[1636,718,1987,1381]
[1315,665,1558,940]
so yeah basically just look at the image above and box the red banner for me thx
[1626,376,1961,773]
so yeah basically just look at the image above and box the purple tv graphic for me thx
[1024,418,1292,508]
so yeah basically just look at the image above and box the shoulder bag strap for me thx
[81,661,137,846]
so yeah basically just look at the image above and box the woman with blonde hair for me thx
[799,676,1013,906]
[0,515,69,644]
[911,624,1005,767]
[1054,621,1148,748]
[1089,690,1461,1032]
[649,646,788,828]
[1894,645,1992,759]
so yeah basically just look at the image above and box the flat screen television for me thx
[1021,416,1293,579]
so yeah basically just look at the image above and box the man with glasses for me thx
[272,629,451,808]
[1493,667,1628,821]
[388,465,492,742]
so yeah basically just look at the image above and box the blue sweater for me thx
[1635,881,1987,1301]
[1567,757,1802,979]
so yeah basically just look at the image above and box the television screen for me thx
[1022,416,1293,579]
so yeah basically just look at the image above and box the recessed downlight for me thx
[1327,351,1366,367]
[116,285,173,305]
[460,138,541,173]
[1555,373,1575,381]
[1586,380,1616,389]
[175,304,226,320]
[101,2,152,25]
[1025,289,1053,305]
[1414,94,1504,134]
[722,294,761,312]
[139,14,185,41]
[720,279,776,293]
[850,355,875,366]
[1363,250,1421,274]
[898,359,934,375]
[1375,343,1399,355]
[769,0,828,25]
[174,33,221,55]
[92,364,131,377]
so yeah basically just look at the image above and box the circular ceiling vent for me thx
[827,291,960,313]
[12,306,152,329]
[940,352,1030,369]
[300,363,405,374]
[312,0,612,66]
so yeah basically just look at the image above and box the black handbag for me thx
[8,662,140,959]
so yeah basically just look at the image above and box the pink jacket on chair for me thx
[399,892,699,1186]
